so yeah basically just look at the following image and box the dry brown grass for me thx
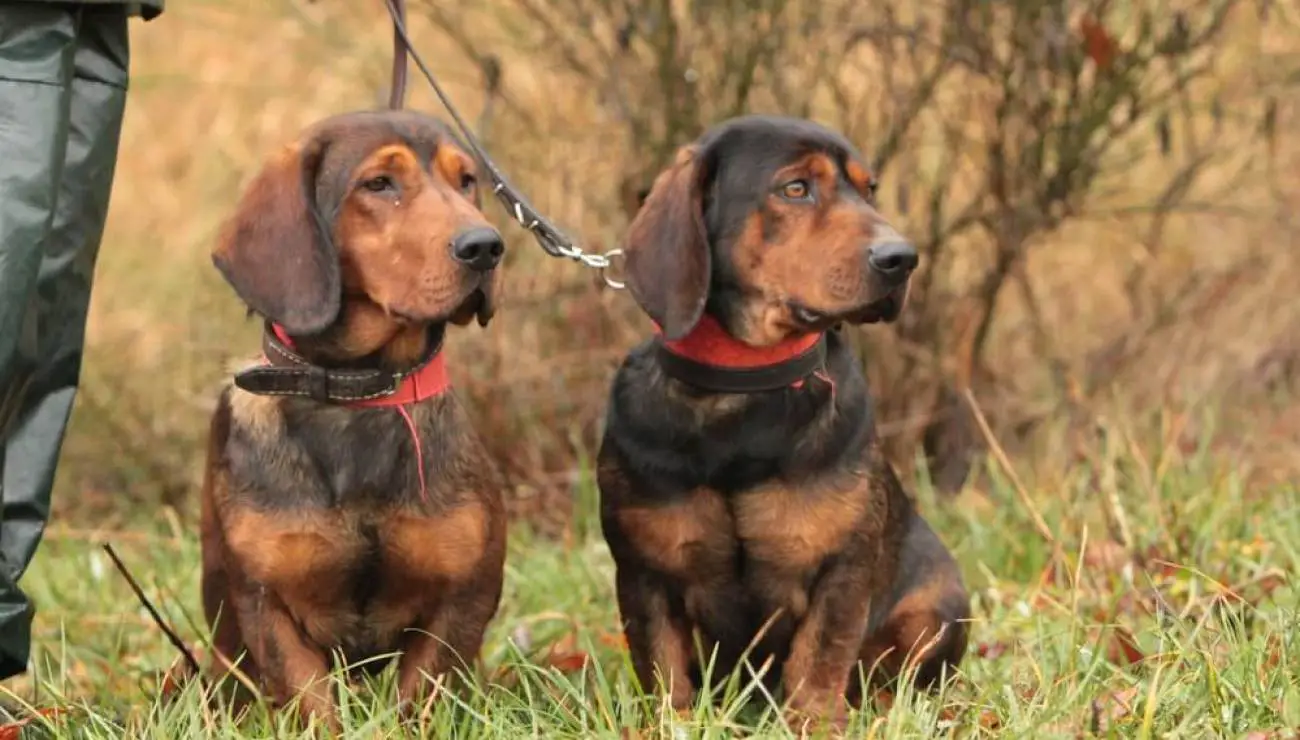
[60,0,1300,532]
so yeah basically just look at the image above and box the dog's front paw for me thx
[784,696,850,738]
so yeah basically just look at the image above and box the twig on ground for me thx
[101,543,203,679]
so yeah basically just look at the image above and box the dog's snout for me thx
[450,227,505,272]
[867,241,918,281]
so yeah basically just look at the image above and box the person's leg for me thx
[0,3,130,679]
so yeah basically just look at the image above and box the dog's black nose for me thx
[451,227,505,272]
[867,241,918,281]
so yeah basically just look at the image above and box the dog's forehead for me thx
[704,116,865,175]
[310,111,464,175]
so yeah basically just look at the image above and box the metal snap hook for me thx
[601,248,626,290]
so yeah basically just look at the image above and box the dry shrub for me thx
[58,0,1300,532]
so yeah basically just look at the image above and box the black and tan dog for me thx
[197,110,507,728]
[597,115,970,724]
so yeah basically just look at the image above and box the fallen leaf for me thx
[1106,627,1145,666]
[0,708,63,740]
[541,631,592,673]
[1257,572,1288,601]
[976,642,1008,659]
[546,650,591,673]
[1092,686,1140,733]
[1036,559,1064,588]
[1264,634,1284,671]
[598,630,628,650]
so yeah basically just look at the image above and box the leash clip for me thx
[386,0,624,287]
[599,248,626,290]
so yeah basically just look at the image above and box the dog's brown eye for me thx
[360,175,395,193]
[780,179,812,201]
[460,173,477,194]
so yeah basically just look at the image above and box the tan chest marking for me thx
[225,508,363,591]
[379,500,491,585]
[223,507,365,643]
[734,479,869,569]
[615,488,732,575]
[223,501,492,649]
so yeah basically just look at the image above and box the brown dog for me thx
[199,110,507,728]
[597,115,970,725]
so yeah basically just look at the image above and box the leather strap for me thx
[233,323,445,404]
[655,334,829,394]
[388,0,408,109]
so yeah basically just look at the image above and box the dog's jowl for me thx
[597,115,970,724]
[198,110,507,729]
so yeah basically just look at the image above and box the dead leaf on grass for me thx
[541,631,592,674]
[975,641,1008,659]
[1106,627,1146,667]
[546,650,592,673]
[1267,634,1285,665]
[1258,571,1288,598]
[1090,686,1139,734]
[0,708,63,740]
[598,630,628,650]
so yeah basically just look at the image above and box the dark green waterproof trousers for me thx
[0,1,160,680]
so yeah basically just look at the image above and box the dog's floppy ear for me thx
[212,136,340,336]
[623,146,710,341]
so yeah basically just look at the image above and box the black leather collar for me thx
[233,322,445,404]
[654,334,829,394]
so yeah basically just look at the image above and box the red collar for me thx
[658,314,822,368]
[267,323,451,408]
[655,315,829,393]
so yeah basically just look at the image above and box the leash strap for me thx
[388,0,407,110]
[654,336,830,394]
[382,0,624,286]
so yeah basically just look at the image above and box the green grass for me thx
[4,415,1298,739]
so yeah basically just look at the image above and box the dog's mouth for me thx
[447,288,487,326]
[388,285,490,327]
[790,288,907,329]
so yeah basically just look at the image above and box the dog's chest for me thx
[223,502,488,649]
[617,481,868,580]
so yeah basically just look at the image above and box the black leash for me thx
[387,0,407,110]
[383,0,623,287]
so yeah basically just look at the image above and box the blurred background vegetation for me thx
[64,0,1300,534]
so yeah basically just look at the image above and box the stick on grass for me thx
[102,542,203,677]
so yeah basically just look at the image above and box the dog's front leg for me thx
[616,567,697,711]
[232,586,337,731]
[781,554,881,728]
[395,580,500,714]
